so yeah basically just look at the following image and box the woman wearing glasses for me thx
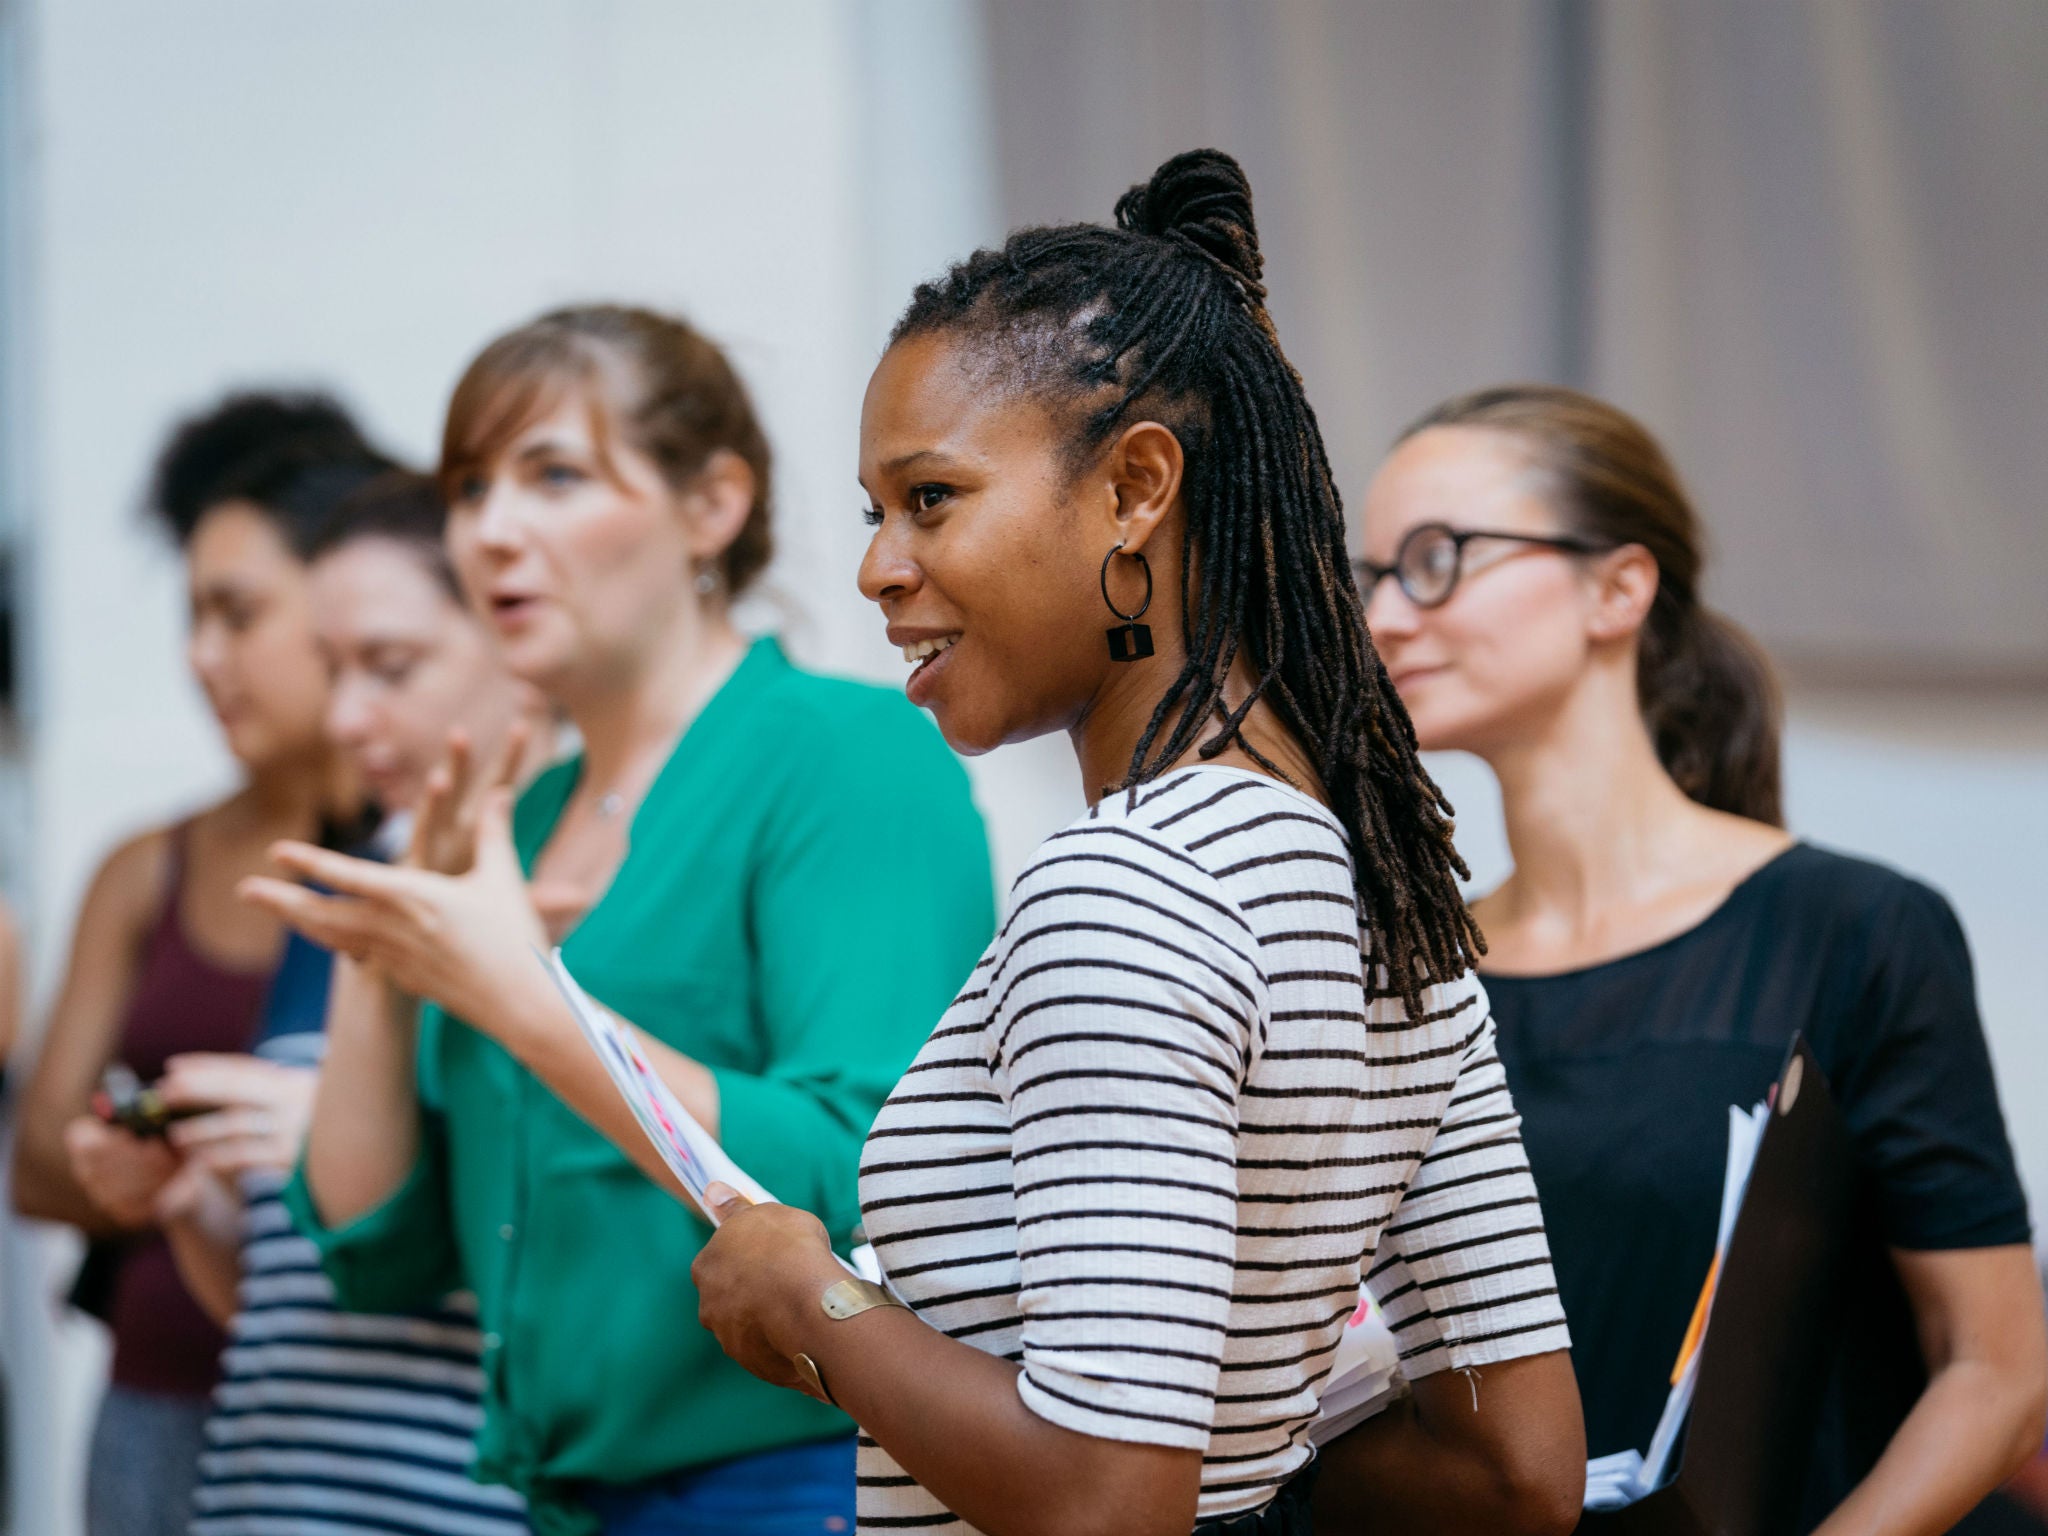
[1357,384,2045,1534]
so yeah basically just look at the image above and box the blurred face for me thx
[311,538,525,814]
[857,333,1119,754]
[1358,426,1610,756]
[186,501,333,771]
[445,395,695,698]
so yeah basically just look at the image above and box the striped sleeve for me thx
[1369,983,1572,1378]
[989,822,1266,1449]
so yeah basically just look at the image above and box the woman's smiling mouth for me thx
[896,632,961,705]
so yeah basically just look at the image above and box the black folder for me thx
[1579,1034,1857,1536]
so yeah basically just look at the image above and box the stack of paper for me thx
[1583,1099,1769,1509]
[1584,1450,1647,1511]
[1310,1287,1405,1443]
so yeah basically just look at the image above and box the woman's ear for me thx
[1586,543,1660,643]
[1106,421,1185,558]
[684,449,757,564]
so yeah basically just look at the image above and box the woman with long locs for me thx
[684,151,1587,1536]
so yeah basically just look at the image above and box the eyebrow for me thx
[513,437,583,462]
[879,449,956,474]
[194,577,259,601]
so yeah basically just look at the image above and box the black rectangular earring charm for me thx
[1107,622,1154,662]
[1101,544,1155,663]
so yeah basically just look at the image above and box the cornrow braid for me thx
[893,148,1482,1014]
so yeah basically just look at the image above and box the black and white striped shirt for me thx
[191,1033,527,1536]
[856,767,1570,1531]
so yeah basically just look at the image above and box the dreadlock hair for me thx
[891,148,1482,1011]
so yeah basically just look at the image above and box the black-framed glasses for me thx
[1353,522,1610,609]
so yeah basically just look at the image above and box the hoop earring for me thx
[1100,543,1154,662]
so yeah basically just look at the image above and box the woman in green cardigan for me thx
[250,306,994,1536]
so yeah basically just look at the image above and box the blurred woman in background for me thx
[154,469,544,1535]
[251,305,994,1536]
[1357,384,2046,1534]
[11,394,381,1536]
[304,469,552,829]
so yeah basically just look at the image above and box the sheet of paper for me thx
[540,947,775,1220]
[1638,1345,1700,1493]
[1718,1101,1768,1250]
[1584,1451,1647,1511]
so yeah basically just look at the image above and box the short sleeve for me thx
[1369,983,1573,1379]
[1827,878,2030,1251]
[991,821,1266,1450]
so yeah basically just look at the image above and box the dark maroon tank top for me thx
[106,821,274,1397]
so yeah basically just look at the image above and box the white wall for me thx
[23,1,869,962]
[3,5,1034,1532]
[1428,686,2048,1231]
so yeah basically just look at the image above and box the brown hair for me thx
[440,304,774,594]
[307,470,461,601]
[1401,384,1784,826]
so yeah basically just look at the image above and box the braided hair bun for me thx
[1114,149,1268,309]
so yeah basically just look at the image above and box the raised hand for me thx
[241,789,553,1047]
[407,720,532,877]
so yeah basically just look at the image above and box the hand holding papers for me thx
[539,946,774,1222]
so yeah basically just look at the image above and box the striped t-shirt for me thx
[191,1032,527,1536]
[856,767,1571,1531]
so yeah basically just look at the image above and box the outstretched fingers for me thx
[407,728,474,872]
[488,718,531,795]
[267,842,417,902]
[239,876,385,959]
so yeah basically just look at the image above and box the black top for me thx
[1487,843,2030,1529]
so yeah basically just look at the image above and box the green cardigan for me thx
[284,638,994,1534]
